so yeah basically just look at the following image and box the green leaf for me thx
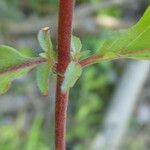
[38,27,53,52]
[71,36,83,60]
[71,35,82,52]
[0,45,35,94]
[39,52,47,58]
[0,45,31,71]
[61,61,82,92]
[96,7,150,60]
[38,27,54,64]
[0,68,31,94]
[80,50,90,58]
[36,62,51,95]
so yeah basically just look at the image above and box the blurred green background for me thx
[0,0,149,150]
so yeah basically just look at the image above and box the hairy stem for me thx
[79,49,150,67]
[0,57,46,75]
[55,0,75,150]
[79,55,103,67]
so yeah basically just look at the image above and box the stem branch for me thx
[0,57,46,75]
[79,55,103,67]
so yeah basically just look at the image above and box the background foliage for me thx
[0,0,149,150]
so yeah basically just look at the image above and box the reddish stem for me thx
[0,57,46,75]
[79,49,150,67]
[55,0,75,150]
[79,55,103,67]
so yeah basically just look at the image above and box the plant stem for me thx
[79,55,103,67]
[55,0,75,150]
[0,57,46,75]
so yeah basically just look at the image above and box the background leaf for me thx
[25,114,43,150]
[62,61,82,92]
[36,62,51,95]
[96,6,150,61]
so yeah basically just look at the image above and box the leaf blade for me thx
[71,35,82,52]
[61,61,82,92]
[0,68,32,94]
[36,62,51,95]
[0,45,35,94]
[0,45,30,71]
[96,7,150,60]
[38,27,53,52]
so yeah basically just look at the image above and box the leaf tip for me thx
[41,26,50,32]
